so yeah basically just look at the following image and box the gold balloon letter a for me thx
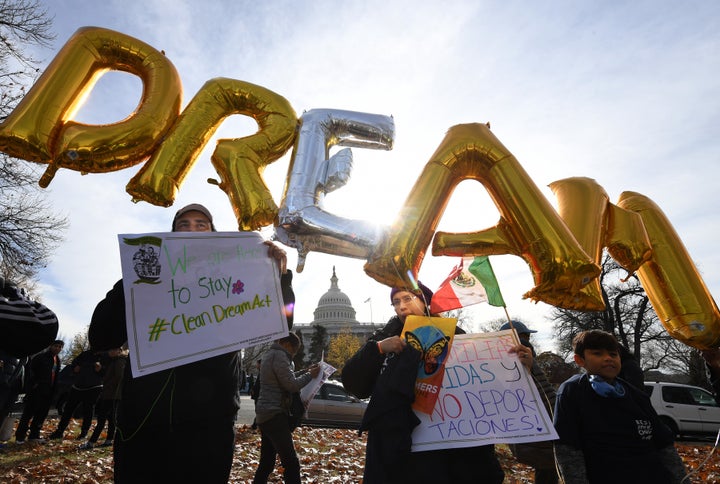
[365,123,601,302]
[126,78,297,231]
[0,27,182,187]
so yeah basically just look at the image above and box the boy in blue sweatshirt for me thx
[553,330,686,483]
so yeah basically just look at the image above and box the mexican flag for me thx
[430,256,505,313]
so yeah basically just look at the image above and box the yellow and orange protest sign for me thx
[401,315,458,415]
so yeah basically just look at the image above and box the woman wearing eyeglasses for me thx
[342,282,516,484]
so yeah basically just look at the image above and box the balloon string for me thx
[680,427,719,483]
[115,369,176,442]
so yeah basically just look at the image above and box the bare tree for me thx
[0,0,67,287]
[0,0,54,115]
[549,253,700,383]
[63,326,89,365]
[535,351,579,386]
[241,342,271,371]
[439,308,500,334]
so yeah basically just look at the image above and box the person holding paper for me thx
[253,332,321,483]
[342,282,534,483]
[88,203,294,484]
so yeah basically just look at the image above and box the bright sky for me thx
[22,0,720,353]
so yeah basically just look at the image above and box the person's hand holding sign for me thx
[264,240,287,274]
[509,344,533,370]
[377,335,407,354]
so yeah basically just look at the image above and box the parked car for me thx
[644,382,720,437]
[302,381,367,429]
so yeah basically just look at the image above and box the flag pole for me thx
[494,273,513,332]
[503,306,512,324]
[364,297,373,323]
[502,305,517,335]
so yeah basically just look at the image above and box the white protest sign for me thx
[118,231,289,377]
[300,360,337,408]
[411,330,558,452]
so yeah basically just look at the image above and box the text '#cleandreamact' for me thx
[147,293,272,341]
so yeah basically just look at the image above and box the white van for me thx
[644,382,720,437]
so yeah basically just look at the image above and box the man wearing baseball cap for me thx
[89,203,292,483]
[171,203,216,232]
[500,320,537,337]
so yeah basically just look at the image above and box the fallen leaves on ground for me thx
[1,418,718,483]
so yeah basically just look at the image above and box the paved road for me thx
[236,394,256,425]
[10,394,258,426]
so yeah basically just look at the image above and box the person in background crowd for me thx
[50,349,104,441]
[1,277,61,447]
[250,358,262,429]
[554,330,686,483]
[499,320,559,484]
[0,351,27,447]
[247,372,256,396]
[88,203,294,483]
[239,368,248,395]
[0,277,59,360]
[80,347,128,449]
[701,347,720,405]
[342,282,534,484]
[616,344,645,390]
[15,340,64,444]
[253,332,321,484]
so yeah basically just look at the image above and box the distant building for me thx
[295,267,382,350]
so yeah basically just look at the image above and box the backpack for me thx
[288,392,305,430]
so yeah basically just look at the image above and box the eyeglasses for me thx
[391,295,417,307]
